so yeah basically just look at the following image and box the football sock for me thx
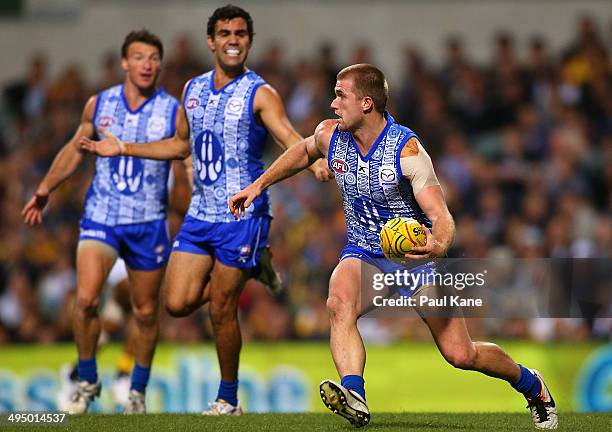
[511,364,542,400]
[117,352,134,376]
[77,356,98,384]
[341,375,366,400]
[217,380,239,407]
[69,363,79,381]
[130,363,151,393]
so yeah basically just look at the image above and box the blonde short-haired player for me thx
[229,63,558,429]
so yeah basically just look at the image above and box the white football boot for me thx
[57,364,78,412]
[66,380,101,414]
[202,399,244,416]
[320,379,370,428]
[123,389,146,414]
[526,369,558,429]
[111,374,131,407]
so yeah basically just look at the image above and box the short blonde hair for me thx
[337,64,388,113]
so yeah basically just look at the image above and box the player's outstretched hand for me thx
[21,192,49,225]
[80,129,122,157]
[309,158,334,182]
[228,184,262,220]
[404,225,443,259]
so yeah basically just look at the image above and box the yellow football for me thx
[379,217,427,258]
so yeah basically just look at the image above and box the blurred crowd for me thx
[0,15,610,345]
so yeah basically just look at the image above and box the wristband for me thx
[117,138,126,155]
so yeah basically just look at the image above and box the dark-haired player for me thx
[81,5,332,415]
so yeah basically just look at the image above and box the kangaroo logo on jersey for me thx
[194,130,224,185]
[331,158,349,173]
[110,156,143,195]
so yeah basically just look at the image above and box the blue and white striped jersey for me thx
[83,85,178,226]
[183,70,270,222]
[328,113,432,254]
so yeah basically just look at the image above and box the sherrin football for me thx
[379,217,427,258]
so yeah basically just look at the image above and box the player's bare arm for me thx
[80,82,192,161]
[21,95,97,225]
[228,119,336,219]
[400,137,455,258]
[254,84,333,182]
[182,155,194,188]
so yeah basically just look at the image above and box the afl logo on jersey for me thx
[186,98,200,109]
[99,116,115,128]
[331,158,349,174]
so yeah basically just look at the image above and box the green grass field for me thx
[3,413,609,432]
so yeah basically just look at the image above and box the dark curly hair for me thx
[207,4,254,42]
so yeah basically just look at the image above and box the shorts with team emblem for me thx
[340,244,437,296]
[172,215,271,268]
[79,218,170,270]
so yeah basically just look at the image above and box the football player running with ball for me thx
[229,64,558,429]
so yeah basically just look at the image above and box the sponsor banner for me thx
[0,343,609,413]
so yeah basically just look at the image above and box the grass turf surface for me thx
[6,413,609,431]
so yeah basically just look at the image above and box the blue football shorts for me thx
[340,244,437,297]
[79,218,170,271]
[172,215,271,269]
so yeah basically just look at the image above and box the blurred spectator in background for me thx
[161,33,208,98]
[4,54,48,121]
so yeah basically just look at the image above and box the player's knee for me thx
[209,298,237,326]
[75,291,100,317]
[164,298,191,317]
[326,294,357,323]
[444,346,477,370]
[132,302,157,325]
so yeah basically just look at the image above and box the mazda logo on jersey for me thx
[379,168,396,183]
[227,98,244,113]
[331,158,349,173]
[186,98,199,109]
